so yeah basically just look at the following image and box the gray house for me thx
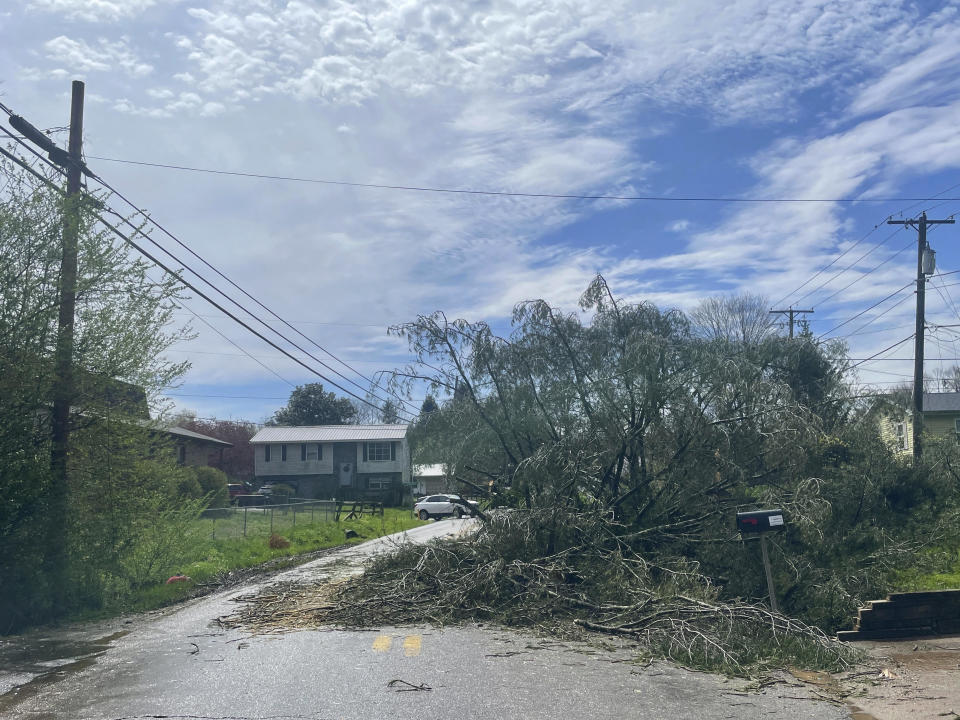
[250,424,411,503]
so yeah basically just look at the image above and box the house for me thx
[250,424,411,504]
[161,425,233,468]
[879,392,960,455]
[412,463,450,496]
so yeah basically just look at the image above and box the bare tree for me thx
[690,293,776,345]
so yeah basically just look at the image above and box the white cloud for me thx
[569,41,603,60]
[43,36,153,77]
[28,0,163,22]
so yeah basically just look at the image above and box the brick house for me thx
[250,424,411,504]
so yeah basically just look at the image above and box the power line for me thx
[2,120,416,420]
[1,123,416,421]
[84,154,960,204]
[84,165,419,416]
[817,281,914,338]
[0,139,415,421]
[849,334,915,368]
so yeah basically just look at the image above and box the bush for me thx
[270,483,295,503]
[195,466,230,508]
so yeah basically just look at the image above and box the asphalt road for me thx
[0,520,851,720]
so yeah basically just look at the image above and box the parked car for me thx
[413,494,479,520]
[227,482,252,503]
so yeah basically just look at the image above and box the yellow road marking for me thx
[403,635,422,657]
[372,635,392,652]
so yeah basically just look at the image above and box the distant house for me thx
[412,464,450,496]
[161,425,233,468]
[250,424,411,504]
[879,392,960,455]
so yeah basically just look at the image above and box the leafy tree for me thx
[420,395,439,416]
[269,383,357,426]
[380,399,400,424]
[179,417,258,482]
[0,158,191,630]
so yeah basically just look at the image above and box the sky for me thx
[4,0,960,425]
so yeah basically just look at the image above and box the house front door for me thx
[338,462,354,487]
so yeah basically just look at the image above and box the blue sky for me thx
[4,0,960,424]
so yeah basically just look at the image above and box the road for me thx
[1,520,851,720]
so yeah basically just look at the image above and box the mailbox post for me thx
[736,509,785,612]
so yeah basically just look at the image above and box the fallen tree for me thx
[223,509,859,675]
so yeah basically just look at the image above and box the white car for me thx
[413,494,479,520]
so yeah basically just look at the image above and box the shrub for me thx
[194,466,230,508]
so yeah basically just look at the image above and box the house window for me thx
[301,443,307,461]
[281,444,287,462]
[368,476,393,490]
[264,445,271,462]
[177,445,186,465]
[895,422,908,451]
[366,441,392,462]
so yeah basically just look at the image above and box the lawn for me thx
[119,507,425,613]
[894,547,960,592]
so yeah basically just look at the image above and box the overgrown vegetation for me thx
[0,161,196,632]
[234,276,960,673]
[227,510,859,674]
[89,508,424,617]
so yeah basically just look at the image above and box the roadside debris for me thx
[222,509,859,676]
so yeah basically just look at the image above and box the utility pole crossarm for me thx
[769,308,813,339]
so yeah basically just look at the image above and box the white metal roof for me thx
[413,463,447,477]
[165,425,233,446]
[250,424,409,443]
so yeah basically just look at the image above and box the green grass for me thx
[95,508,425,616]
[894,547,960,592]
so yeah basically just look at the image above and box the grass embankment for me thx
[118,508,423,615]
[895,547,960,592]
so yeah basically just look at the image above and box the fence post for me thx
[212,515,216,540]
[311,503,314,525]
[293,503,296,528]
[243,506,248,538]
[270,506,274,535]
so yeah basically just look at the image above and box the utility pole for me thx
[49,80,85,601]
[769,308,813,339]
[888,211,955,461]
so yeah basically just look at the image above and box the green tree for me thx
[269,383,357,426]
[380,399,400,424]
[0,158,191,630]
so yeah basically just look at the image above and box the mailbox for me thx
[736,509,785,533]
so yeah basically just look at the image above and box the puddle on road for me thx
[0,630,128,712]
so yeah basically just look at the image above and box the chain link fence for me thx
[199,500,341,540]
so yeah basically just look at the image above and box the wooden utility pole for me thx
[888,211,955,461]
[769,308,813,338]
[48,80,85,597]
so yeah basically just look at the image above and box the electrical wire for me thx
[1,124,416,420]
[84,154,960,204]
[0,140,414,421]
[817,281,914,338]
[85,167,420,416]
[848,334,915,368]
[1,123,416,419]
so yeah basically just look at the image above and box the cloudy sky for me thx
[4,0,960,423]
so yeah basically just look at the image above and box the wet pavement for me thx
[1,519,852,720]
